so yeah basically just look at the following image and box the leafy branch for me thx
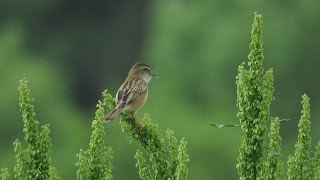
[14,79,59,180]
[76,90,113,180]
[105,92,189,180]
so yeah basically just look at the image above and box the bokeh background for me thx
[1,0,320,179]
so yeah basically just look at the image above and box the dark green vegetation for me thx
[236,12,275,179]
[76,91,113,180]
[234,12,320,179]
[13,79,60,180]
[0,80,189,179]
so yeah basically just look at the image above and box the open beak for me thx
[149,67,159,78]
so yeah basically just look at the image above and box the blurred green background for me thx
[1,0,320,179]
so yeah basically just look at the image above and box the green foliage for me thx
[236,12,274,180]
[14,79,59,180]
[313,142,320,179]
[121,114,168,179]
[105,93,190,180]
[235,12,320,180]
[287,94,313,179]
[135,150,152,180]
[76,90,113,180]
[166,129,179,178]
[0,168,9,180]
[175,138,189,180]
[49,167,61,180]
[12,79,187,179]
[262,117,283,179]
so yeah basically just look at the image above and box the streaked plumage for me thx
[106,63,154,122]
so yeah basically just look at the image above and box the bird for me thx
[105,62,156,122]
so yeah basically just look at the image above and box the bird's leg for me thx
[127,112,143,129]
[127,112,136,121]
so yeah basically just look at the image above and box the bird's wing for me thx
[116,78,147,107]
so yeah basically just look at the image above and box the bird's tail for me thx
[105,108,121,122]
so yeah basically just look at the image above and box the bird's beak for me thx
[149,67,159,78]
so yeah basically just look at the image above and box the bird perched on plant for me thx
[105,62,156,122]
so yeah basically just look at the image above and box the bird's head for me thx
[128,62,157,83]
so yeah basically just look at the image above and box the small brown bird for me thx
[105,63,156,122]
